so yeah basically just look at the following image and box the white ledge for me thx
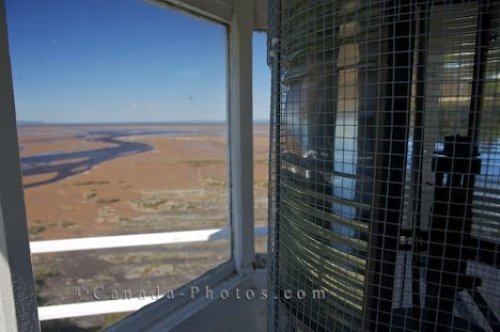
[30,226,268,254]
[38,298,157,321]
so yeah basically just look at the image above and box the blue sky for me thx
[5,0,270,123]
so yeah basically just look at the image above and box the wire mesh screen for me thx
[267,0,500,331]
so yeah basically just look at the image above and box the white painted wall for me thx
[228,0,256,274]
[0,0,40,330]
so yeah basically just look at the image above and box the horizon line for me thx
[17,119,270,126]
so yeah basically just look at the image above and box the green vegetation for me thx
[182,159,224,167]
[83,189,97,200]
[40,320,100,332]
[101,313,129,329]
[61,220,76,228]
[74,180,110,186]
[29,225,46,236]
[202,177,225,186]
[34,265,59,287]
[36,294,48,306]
[255,179,268,187]
[131,196,167,210]
[96,198,121,204]
[40,313,128,332]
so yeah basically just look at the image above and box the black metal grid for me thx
[267,1,500,331]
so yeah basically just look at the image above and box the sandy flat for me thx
[21,124,268,240]
[21,124,269,330]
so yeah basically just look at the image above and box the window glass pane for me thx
[253,31,270,254]
[7,0,228,329]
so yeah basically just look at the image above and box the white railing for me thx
[31,226,268,321]
[38,298,159,321]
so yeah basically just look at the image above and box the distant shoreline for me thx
[17,120,270,126]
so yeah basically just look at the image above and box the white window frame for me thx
[0,0,268,331]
